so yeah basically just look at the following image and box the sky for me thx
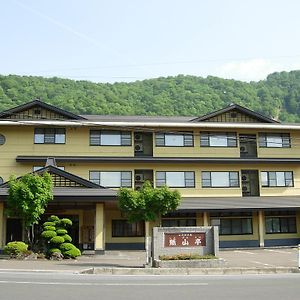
[1,0,300,83]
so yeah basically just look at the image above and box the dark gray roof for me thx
[16,156,300,164]
[0,187,117,200]
[0,100,86,120]
[179,196,300,211]
[80,115,193,123]
[190,103,279,123]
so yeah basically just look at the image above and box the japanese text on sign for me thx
[164,232,206,248]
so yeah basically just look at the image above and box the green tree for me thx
[118,181,181,224]
[6,173,53,249]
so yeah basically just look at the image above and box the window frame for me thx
[89,130,132,146]
[34,128,66,144]
[258,133,291,148]
[112,220,145,237]
[265,212,297,234]
[201,171,240,188]
[89,171,132,188]
[155,132,194,147]
[200,132,237,148]
[261,171,294,187]
[155,171,195,188]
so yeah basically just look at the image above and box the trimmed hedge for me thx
[4,241,28,257]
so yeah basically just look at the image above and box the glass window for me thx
[156,171,195,188]
[259,133,291,148]
[0,134,6,145]
[265,214,296,234]
[211,217,253,235]
[202,171,239,187]
[34,128,65,144]
[112,220,145,237]
[165,134,184,146]
[90,130,131,146]
[200,132,237,147]
[89,171,132,187]
[0,177,3,185]
[155,133,193,147]
[261,171,294,187]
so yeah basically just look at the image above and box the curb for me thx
[80,267,300,276]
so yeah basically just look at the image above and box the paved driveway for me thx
[219,247,298,268]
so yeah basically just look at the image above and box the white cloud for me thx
[217,58,281,82]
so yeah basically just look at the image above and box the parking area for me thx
[219,247,299,268]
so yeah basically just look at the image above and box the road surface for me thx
[0,271,299,300]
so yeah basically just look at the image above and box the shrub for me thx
[48,248,61,254]
[41,230,57,239]
[48,215,60,223]
[56,229,68,236]
[50,236,65,244]
[44,226,56,231]
[60,242,75,251]
[62,234,72,242]
[63,248,81,258]
[60,218,72,227]
[4,241,28,257]
[43,221,56,227]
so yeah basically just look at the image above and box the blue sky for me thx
[1,0,300,83]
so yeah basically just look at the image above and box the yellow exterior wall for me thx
[105,209,145,244]
[95,203,104,250]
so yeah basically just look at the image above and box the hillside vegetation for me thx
[0,70,300,122]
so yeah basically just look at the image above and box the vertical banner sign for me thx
[164,232,206,248]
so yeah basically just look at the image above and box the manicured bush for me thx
[4,241,28,257]
[60,242,75,251]
[56,229,68,235]
[44,226,56,231]
[60,218,72,227]
[63,248,81,258]
[50,236,65,244]
[41,230,57,239]
[43,221,55,227]
[48,215,60,223]
[62,234,72,243]
[41,215,80,259]
[48,248,61,254]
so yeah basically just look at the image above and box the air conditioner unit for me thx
[241,174,249,182]
[135,173,144,182]
[242,185,249,192]
[134,133,143,141]
[240,145,248,153]
[135,143,144,152]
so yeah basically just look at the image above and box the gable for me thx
[0,165,103,189]
[191,104,279,123]
[0,100,85,120]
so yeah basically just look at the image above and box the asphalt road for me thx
[0,272,300,300]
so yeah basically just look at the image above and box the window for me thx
[33,166,65,172]
[112,220,145,237]
[0,134,5,145]
[89,171,132,187]
[210,212,253,235]
[202,171,239,188]
[156,171,195,188]
[155,132,193,147]
[259,133,290,148]
[200,132,237,147]
[0,177,3,185]
[34,128,65,144]
[261,171,293,187]
[265,211,296,234]
[90,130,131,146]
[162,212,196,227]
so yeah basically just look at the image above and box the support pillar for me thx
[258,210,265,247]
[0,203,3,250]
[203,212,209,226]
[95,203,104,254]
